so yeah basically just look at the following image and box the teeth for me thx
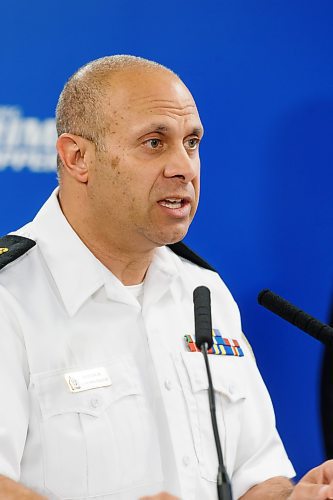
[160,199,183,209]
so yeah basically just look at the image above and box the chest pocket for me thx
[31,356,163,498]
[178,352,246,482]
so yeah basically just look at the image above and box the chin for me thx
[142,219,192,248]
[153,228,189,246]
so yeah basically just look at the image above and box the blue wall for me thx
[1,0,333,481]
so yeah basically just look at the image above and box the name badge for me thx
[64,367,112,393]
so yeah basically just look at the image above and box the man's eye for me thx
[145,138,162,149]
[185,138,200,150]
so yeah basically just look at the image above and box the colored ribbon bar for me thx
[184,329,244,356]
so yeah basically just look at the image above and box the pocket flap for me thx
[181,351,246,402]
[31,357,142,418]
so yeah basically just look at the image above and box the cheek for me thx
[110,170,148,217]
[111,156,121,169]
[95,152,158,211]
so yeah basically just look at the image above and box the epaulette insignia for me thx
[0,235,36,270]
[167,241,216,272]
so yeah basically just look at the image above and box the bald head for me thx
[56,54,202,263]
[55,55,178,171]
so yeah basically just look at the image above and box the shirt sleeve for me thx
[0,285,30,480]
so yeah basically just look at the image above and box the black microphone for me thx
[193,286,233,500]
[258,289,333,347]
[193,286,214,349]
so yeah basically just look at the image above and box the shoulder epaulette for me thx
[0,235,36,270]
[167,241,217,273]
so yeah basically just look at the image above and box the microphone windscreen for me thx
[258,289,333,347]
[193,286,213,349]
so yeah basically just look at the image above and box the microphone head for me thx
[257,288,333,347]
[257,289,273,306]
[193,286,213,349]
[258,289,293,317]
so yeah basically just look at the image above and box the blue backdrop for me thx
[1,0,333,481]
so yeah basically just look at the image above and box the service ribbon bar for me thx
[184,329,244,357]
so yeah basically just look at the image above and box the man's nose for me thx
[163,146,199,182]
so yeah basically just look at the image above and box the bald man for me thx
[0,56,332,500]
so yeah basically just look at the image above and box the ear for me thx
[56,134,94,183]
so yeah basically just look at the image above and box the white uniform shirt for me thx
[0,189,295,499]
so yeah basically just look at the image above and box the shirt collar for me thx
[32,188,106,316]
[32,189,183,316]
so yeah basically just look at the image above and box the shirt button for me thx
[182,455,190,466]
[164,379,173,391]
[90,397,102,408]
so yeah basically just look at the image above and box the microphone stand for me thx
[201,342,233,500]
[193,286,233,499]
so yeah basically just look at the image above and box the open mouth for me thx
[157,197,192,219]
[159,198,185,209]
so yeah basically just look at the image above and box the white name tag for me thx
[64,367,112,393]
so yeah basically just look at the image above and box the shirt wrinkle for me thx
[0,189,295,499]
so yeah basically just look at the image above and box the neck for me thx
[78,233,154,285]
[58,190,155,286]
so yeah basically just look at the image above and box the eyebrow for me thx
[137,123,204,136]
[191,127,204,136]
[150,124,168,133]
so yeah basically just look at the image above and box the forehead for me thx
[103,69,201,126]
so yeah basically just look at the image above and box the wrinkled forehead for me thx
[102,68,201,122]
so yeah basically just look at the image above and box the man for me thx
[0,55,332,500]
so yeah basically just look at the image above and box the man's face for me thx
[87,68,203,252]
